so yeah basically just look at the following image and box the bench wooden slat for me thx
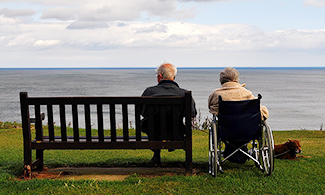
[122,104,129,141]
[160,106,167,140]
[173,106,180,140]
[34,104,45,170]
[85,104,91,142]
[147,106,155,141]
[97,104,104,142]
[72,104,80,142]
[35,105,43,141]
[110,104,116,142]
[59,104,67,142]
[47,105,55,142]
[135,104,142,141]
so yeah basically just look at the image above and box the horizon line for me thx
[1,66,325,70]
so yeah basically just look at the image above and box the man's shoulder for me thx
[142,82,187,97]
[142,85,158,96]
[144,85,158,91]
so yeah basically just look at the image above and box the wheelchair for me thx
[209,95,274,176]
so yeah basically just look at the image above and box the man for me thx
[141,63,197,165]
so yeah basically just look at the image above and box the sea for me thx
[1,67,325,131]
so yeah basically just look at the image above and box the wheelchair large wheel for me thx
[259,122,274,176]
[209,122,219,177]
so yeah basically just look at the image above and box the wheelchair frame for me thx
[209,96,274,176]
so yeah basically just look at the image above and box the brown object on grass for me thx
[274,139,311,159]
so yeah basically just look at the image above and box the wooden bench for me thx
[20,91,193,177]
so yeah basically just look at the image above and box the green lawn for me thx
[0,124,325,194]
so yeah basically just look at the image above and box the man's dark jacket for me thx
[141,80,197,140]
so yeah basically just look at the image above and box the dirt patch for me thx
[25,167,201,181]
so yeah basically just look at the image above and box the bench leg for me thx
[23,147,32,179]
[35,149,44,171]
[23,164,32,179]
[185,148,193,174]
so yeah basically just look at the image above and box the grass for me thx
[0,123,325,194]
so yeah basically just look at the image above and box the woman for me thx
[208,67,269,120]
[208,67,269,163]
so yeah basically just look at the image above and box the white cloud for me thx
[136,23,168,33]
[67,21,109,29]
[2,18,325,52]
[41,7,77,21]
[33,39,60,46]
[1,0,325,68]
[6,34,34,47]
[0,15,20,24]
[0,7,35,18]
[37,0,196,24]
[304,0,325,7]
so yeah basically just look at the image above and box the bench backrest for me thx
[20,92,192,143]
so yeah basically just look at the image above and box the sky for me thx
[1,0,325,68]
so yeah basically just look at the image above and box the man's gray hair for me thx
[156,63,177,80]
[220,67,239,84]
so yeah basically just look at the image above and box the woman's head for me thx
[219,67,239,84]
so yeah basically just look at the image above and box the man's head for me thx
[156,63,177,82]
[219,67,239,84]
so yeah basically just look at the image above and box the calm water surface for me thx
[1,68,325,130]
